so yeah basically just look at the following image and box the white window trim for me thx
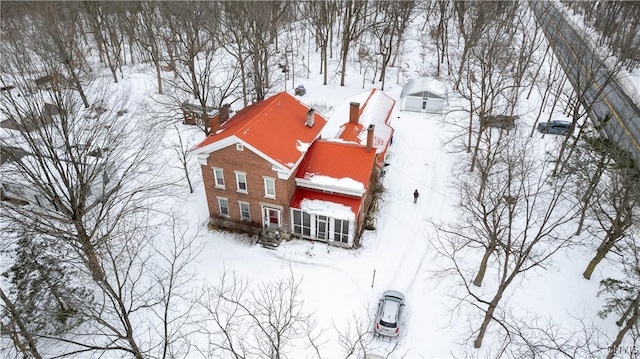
[235,171,248,193]
[291,209,312,237]
[213,168,225,189]
[333,218,350,244]
[238,201,250,221]
[217,197,230,217]
[263,176,276,198]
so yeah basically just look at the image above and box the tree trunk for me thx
[153,59,163,95]
[469,127,483,172]
[583,234,619,279]
[473,244,495,287]
[455,45,469,90]
[527,45,550,99]
[340,38,349,87]
[322,45,328,85]
[0,289,43,359]
[77,229,106,282]
[67,65,90,109]
[474,290,503,348]
[576,153,608,235]
[616,292,639,327]
[606,302,638,359]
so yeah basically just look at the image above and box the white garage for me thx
[400,77,448,114]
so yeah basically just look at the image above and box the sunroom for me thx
[289,189,361,247]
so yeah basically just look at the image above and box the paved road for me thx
[530,1,640,161]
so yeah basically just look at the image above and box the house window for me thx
[239,202,250,220]
[235,172,247,193]
[292,210,311,236]
[213,168,225,189]
[334,219,350,243]
[264,177,276,198]
[236,143,244,151]
[218,197,229,216]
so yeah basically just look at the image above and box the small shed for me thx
[400,77,448,114]
[181,101,218,125]
[32,73,67,91]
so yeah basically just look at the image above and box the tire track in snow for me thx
[380,131,448,300]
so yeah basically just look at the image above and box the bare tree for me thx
[219,1,292,102]
[580,144,640,280]
[425,0,453,78]
[338,0,373,87]
[370,1,416,90]
[84,2,125,83]
[136,2,166,94]
[454,24,520,168]
[195,270,316,359]
[598,234,640,359]
[0,65,199,357]
[432,135,579,349]
[25,1,92,108]
[147,215,204,359]
[168,123,197,193]
[160,2,240,135]
[566,1,640,71]
[451,2,518,90]
[301,1,339,86]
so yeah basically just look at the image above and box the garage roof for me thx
[400,77,447,99]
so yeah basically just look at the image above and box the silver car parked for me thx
[374,290,405,338]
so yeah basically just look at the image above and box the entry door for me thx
[263,207,281,228]
[316,215,329,241]
[421,100,428,112]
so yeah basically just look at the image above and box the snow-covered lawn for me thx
[152,69,625,357]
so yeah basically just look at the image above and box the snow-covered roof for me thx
[300,198,356,221]
[290,188,361,220]
[400,77,447,99]
[322,88,395,143]
[181,101,218,117]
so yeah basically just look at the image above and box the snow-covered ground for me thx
[131,7,640,357]
[5,3,637,357]
[139,22,637,359]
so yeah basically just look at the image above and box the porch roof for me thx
[290,188,362,221]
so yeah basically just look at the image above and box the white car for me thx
[374,290,405,337]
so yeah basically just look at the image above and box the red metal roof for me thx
[192,92,327,169]
[290,188,363,219]
[336,88,395,145]
[295,140,377,190]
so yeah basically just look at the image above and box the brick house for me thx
[191,89,395,247]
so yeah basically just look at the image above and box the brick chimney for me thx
[208,115,220,134]
[366,124,375,152]
[219,104,230,123]
[306,108,315,127]
[349,102,360,124]
[209,104,230,134]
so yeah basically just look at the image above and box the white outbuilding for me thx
[400,77,448,114]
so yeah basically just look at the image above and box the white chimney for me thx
[305,108,315,127]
